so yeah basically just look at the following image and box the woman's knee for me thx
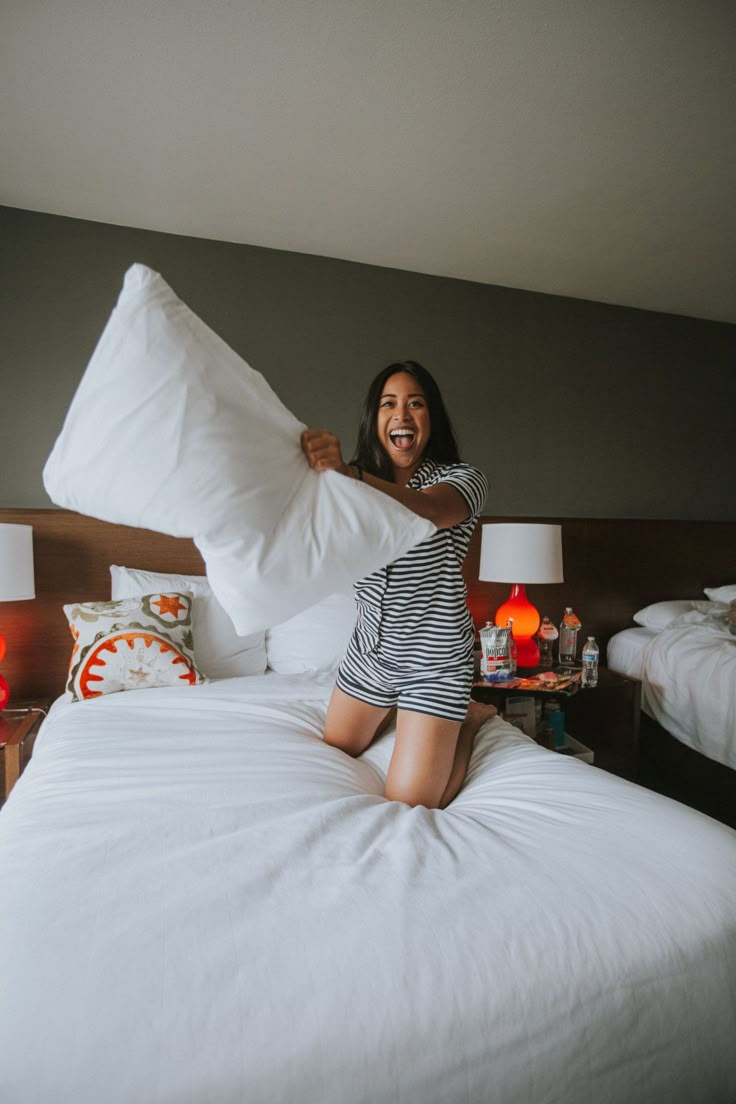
[322,691,391,757]
[323,726,363,757]
[384,777,443,809]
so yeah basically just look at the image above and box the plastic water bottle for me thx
[559,607,581,667]
[506,619,518,674]
[581,637,599,687]
[537,616,558,668]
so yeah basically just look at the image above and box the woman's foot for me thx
[464,700,498,728]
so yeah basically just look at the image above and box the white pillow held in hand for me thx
[43,264,435,634]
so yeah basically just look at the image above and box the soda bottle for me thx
[558,607,581,667]
[537,616,558,668]
[581,636,599,688]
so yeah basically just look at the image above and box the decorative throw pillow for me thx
[43,264,435,635]
[110,565,267,679]
[64,592,206,702]
[266,591,357,675]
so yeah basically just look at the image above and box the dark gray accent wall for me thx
[2,205,734,518]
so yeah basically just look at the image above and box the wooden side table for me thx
[564,669,641,779]
[0,701,51,803]
[472,667,641,779]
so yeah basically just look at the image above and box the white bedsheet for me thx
[606,626,657,680]
[1,674,735,1104]
[609,613,736,769]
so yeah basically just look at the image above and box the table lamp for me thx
[479,523,563,669]
[0,524,36,710]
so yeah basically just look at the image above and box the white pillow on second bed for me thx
[43,264,435,635]
[634,598,726,631]
[633,599,709,631]
[704,583,736,603]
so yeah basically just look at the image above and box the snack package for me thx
[479,622,514,682]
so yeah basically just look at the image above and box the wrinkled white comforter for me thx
[1,674,735,1104]
[639,611,736,769]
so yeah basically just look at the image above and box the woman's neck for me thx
[392,456,427,486]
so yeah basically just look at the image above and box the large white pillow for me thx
[110,565,267,679]
[43,264,435,634]
[266,591,357,675]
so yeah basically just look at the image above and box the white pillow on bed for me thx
[43,264,435,635]
[266,592,356,675]
[110,565,267,679]
[704,584,736,603]
[633,599,716,631]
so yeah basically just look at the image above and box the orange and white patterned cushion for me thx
[64,592,206,702]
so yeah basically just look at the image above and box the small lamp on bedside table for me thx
[479,523,563,669]
[0,524,36,710]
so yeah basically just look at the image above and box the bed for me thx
[1,511,736,1104]
[2,671,736,1104]
[608,607,736,771]
[607,593,736,828]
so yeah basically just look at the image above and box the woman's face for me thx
[376,371,431,480]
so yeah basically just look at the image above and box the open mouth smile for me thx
[389,428,416,451]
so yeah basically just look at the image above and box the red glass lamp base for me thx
[494,583,541,668]
[0,632,9,710]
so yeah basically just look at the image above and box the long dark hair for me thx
[351,360,460,481]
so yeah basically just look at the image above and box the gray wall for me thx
[3,205,734,519]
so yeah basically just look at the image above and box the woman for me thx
[301,360,495,809]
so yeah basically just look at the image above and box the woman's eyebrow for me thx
[381,392,424,399]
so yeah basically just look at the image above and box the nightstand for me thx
[471,667,641,779]
[0,700,51,803]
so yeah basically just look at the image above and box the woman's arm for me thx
[300,429,470,530]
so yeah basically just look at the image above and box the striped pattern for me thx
[336,458,487,721]
[336,637,474,721]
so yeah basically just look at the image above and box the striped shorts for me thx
[335,634,474,723]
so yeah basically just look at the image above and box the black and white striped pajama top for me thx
[336,457,488,722]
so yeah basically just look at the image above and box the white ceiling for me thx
[3,1,735,323]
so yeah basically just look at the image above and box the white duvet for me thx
[612,610,736,769]
[1,674,735,1104]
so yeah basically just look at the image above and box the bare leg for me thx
[385,710,461,809]
[438,701,497,809]
[323,685,393,757]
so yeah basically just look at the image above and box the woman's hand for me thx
[301,429,351,476]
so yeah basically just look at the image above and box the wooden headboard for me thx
[1,508,734,701]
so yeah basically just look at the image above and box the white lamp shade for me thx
[479,523,563,585]
[0,524,36,600]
